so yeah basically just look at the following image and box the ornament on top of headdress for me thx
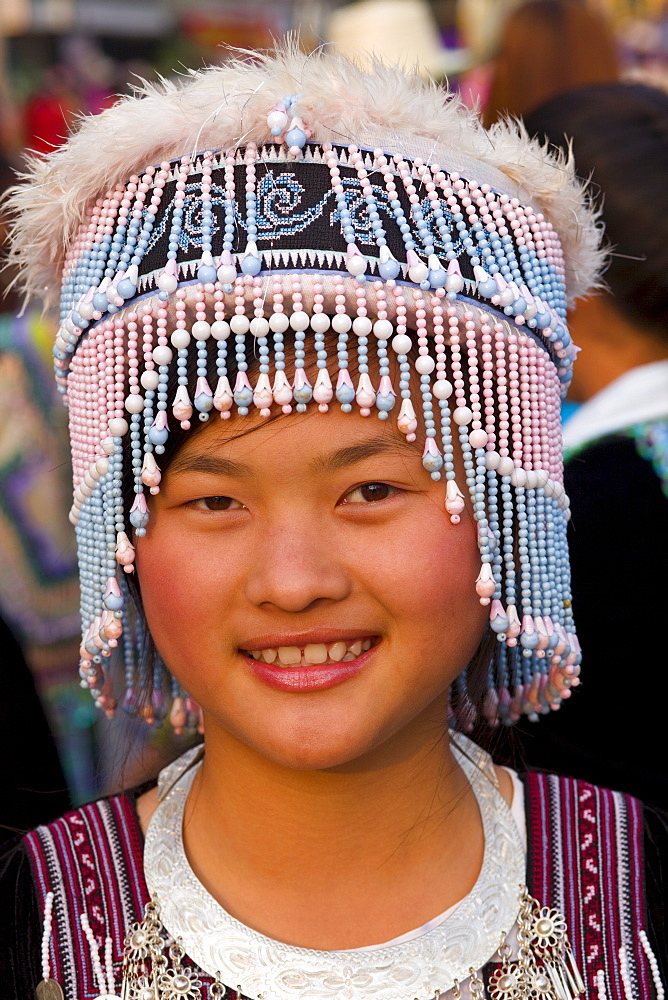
[266,95,311,157]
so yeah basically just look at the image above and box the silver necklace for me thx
[140,735,579,1000]
[35,734,585,1000]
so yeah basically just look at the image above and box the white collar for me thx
[562,359,668,455]
[144,735,525,1000]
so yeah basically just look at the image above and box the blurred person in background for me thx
[0,614,71,841]
[509,82,668,809]
[0,153,74,836]
[482,0,620,127]
[23,64,80,156]
[0,145,179,809]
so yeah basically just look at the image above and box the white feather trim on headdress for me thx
[5,40,603,311]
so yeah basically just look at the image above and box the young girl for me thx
[1,45,665,1000]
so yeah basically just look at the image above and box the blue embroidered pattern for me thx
[59,145,568,348]
[144,171,463,257]
[256,173,317,236]
[147,182,226,255]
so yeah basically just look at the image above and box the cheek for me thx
[135,520,233,663]
[372,509,486,652]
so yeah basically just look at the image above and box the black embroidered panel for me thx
[137,143,476,283]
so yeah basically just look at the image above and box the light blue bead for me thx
[93,292,109,312]
[336,383,355,405]
[378,258,400,280]
[376,393,395,412]
[422,451,443,473]
[293,384,313,404]
[240,253,262,276]
[234,386,253,406]
[116,278,137,300]
[130,508,149,529]
[148,425,169,446]
[195,392,213,413]
[477,277,497,298]
[519,630,540,650]
[197,264,218,283]
[286,127,306,148]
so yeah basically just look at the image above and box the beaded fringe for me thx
[68,283,579,731]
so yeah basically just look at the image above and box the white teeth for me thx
[328,641,347,662]
[246,638,376,667]
[304,643,328,663]
[277,645,301,665]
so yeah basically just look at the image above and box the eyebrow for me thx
[168,454,251,479]
[169,436,417,480]
[309,437,418,474]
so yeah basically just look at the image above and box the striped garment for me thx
[24,773,661,999]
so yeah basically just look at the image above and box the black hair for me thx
[524,82,668,341]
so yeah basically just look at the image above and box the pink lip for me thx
[241,645,377,692]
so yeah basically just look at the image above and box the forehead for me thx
[167,404,424,476]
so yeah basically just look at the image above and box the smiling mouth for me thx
[242,637,377,668]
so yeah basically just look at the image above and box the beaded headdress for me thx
[6,46,602,732]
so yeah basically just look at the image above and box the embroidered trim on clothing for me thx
[525,772,657,999]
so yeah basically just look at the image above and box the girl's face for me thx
[136,407,487,770]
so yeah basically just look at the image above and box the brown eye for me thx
[344,483,396,504]
[198,496,243,511]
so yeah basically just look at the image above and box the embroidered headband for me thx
[6,46,603,732]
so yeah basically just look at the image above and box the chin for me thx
[255,724,383,772]
[208,704,389,772]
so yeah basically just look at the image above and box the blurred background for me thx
[1,0,667,831]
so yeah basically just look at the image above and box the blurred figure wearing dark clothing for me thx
[0,153,76,833]
[0,615,70,839]
[509,83,668,809]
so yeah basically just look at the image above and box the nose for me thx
[244,513,351,613]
